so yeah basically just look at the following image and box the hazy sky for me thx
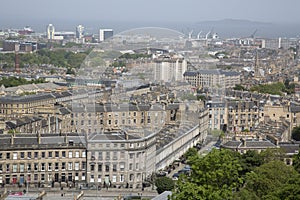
[1,0,300,24]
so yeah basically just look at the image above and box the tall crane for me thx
[250,29,258,39]
[197,31,202,39]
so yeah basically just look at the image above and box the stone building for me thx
[183,69,240,89]
[0,133,86,188]
[0,94,55,120]
[86,131,156,189]
[227,100,260,132]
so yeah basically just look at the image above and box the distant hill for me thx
[192,19,287,38]
[196,19,272,26]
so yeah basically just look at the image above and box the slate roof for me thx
[0,133,86,150]
[0,93,55,104]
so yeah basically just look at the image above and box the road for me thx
[167,141,217,178]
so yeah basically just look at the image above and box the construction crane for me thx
[197,31,202,39]
[250,29,258,39]
[188,30,193,40]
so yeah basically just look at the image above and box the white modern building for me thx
[99,29,113,42]
[46,24,55,40]
[154,58,187,82]
[76,25,85,39]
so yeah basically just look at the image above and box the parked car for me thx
[172,173,179,180]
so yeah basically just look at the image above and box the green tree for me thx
[292,126,300,141]
[154,176,174,194]
[237,160,298,199]
[250,82,286,96]
[234,84,247,91]
[264,174,300,200]
[183,147,198,161]
[260,148,285,163]
[173,149,243,200]
[239,150,264,175]
[293,151,300,173]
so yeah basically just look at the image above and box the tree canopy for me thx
[292,126,300,141]
[172,149,300,200]
[154,176,174,194]
[0,77,46,87]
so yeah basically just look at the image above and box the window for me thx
[48,163,52,171]
[113,152,117,160]
[13,153,17,160]
[41,152,45,158]
[0,153,2,159]
[113,164,117,172]
[75,151,79,158]
[12,164,17,172]
[34,152,38,159]
[120,144,125,148]
[41,163,45,171]
[20,164,24,172]
[91,152,95,160]
[82,173,86,181]
[62,162,66,170]
[90,175,94,183]
[55,151,59,158]
[61,173,66,182]
[120,174,124,182]
[62,151,66,158]
[98,164,102,172]
[55,163,59,171]
[120,163,125,171]
[34,174,38,181]
[129,174,134,181]
[75,162,79,170]
[41,174,45,182]
[106,144,110,148]
[68,173,72,182]
[98,152,103,160]
[0,164,2,172]
[90,164,95,171]
[27,164,31,171]
[112,175,117,183]
[82,162,86,170]
[75,173,79,181]
[20,152,24,159]
[105,164,109,172]
[82,151,86,158]
[48,152,52,158]
[98,175,101,183]
[6,164,10,172]
[34,163,38,171]
[136,163,139,170]
[129,153,134,159]
[68,151,73,158]
[105,152,110,160]
[68,162,73,170]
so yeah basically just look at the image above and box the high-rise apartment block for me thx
[46,24,55,40]
[99,29,113,42]
[76,25,84,39]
